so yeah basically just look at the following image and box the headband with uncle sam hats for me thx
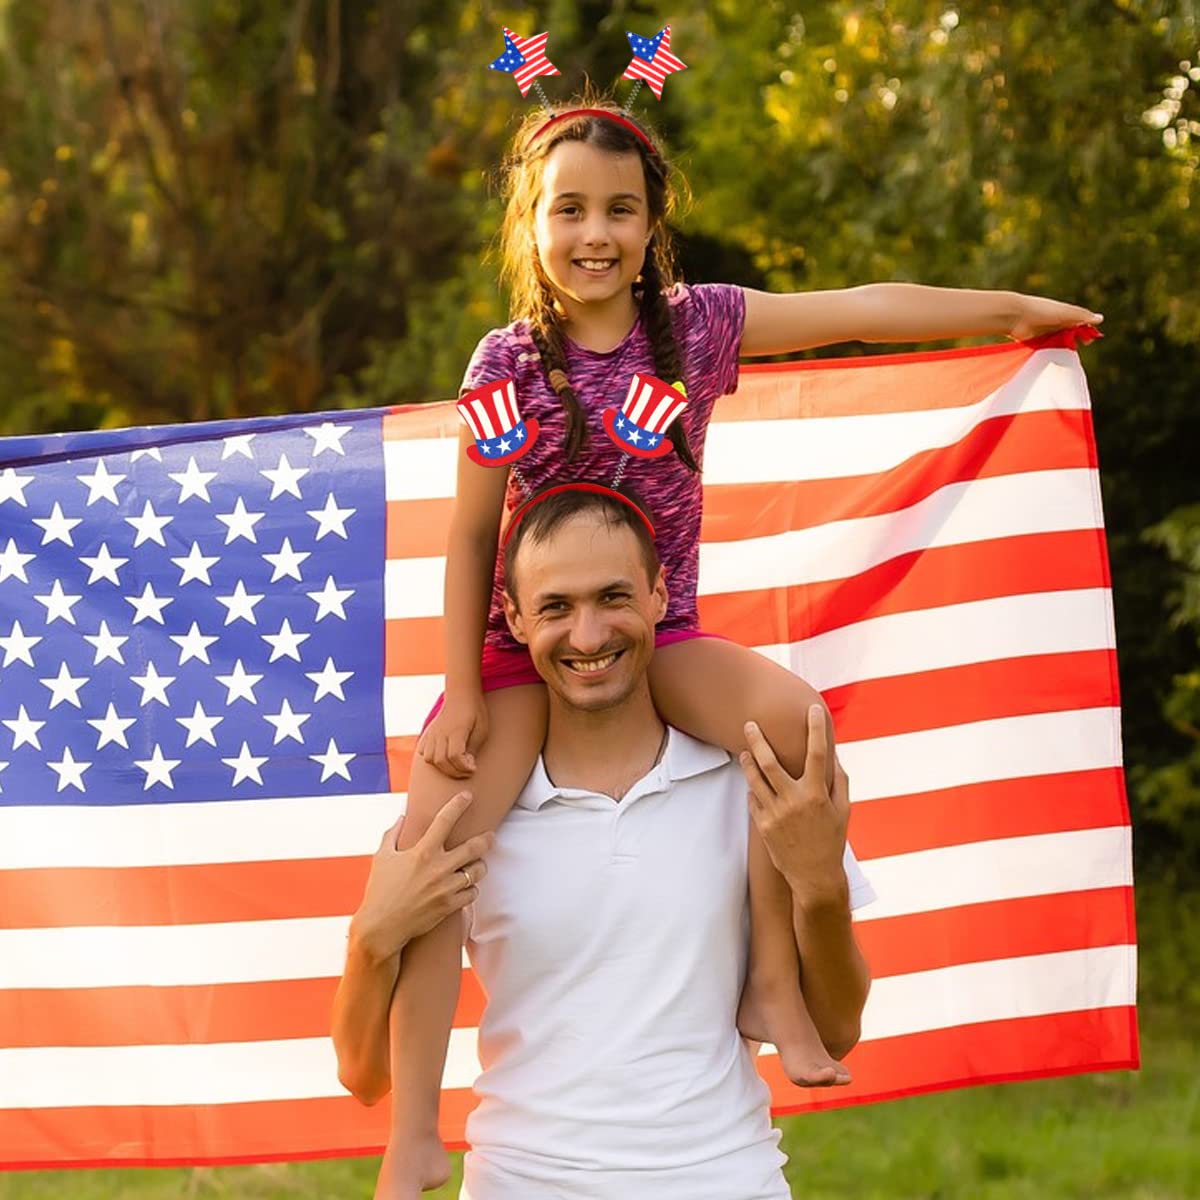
[457,379,539,467]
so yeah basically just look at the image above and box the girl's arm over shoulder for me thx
[740,283,1101,356]
[443,426,510,693]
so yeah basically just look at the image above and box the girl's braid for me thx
[636,252,698,472]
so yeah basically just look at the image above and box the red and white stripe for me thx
[621,373,689,434]
[457,379,520,441]
[0,333,1136,1168]
[505,29,560,97]
[622,26,687,99]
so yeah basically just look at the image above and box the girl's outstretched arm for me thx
[740,282,1103,356]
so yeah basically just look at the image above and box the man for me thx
[335,484,874,1199]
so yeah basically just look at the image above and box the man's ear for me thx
[503,591,528,644]
[652,567,668,623]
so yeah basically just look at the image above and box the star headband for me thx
[488,23,688,150]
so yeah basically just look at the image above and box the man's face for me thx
[504,512,667,713]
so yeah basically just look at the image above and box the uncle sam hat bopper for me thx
[457,378,540,466]
[602,373,689,459]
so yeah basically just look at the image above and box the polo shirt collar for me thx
[515,726,731,811]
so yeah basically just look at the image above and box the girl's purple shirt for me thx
[458,282,747,652]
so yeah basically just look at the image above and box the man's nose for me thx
[568,605,611,655]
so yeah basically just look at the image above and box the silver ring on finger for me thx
[459,867,472,890]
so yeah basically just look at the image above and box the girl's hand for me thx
[1008,293,1104,341]
[416,690,490,779]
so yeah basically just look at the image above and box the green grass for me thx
[1,1012,1194,1199]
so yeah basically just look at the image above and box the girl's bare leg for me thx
[375,683,548,1200]
[648,637,850,1087]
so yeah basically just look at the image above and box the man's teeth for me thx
[567,652,619,673]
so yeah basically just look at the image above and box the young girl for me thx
[377,91,1103,1197]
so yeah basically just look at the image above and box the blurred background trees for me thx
[1,0,1197,937]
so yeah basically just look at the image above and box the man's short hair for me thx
[502,484,660,606]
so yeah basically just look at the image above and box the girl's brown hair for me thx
[494,86,698,472]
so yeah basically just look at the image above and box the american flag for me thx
[488,28,561,98]
[622,25,687,99]
[0,329,1137,1168]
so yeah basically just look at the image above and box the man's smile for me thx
[560,648,625,676]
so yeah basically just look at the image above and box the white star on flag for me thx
[306,657,354,702]
[310,738,355,783]
[48,746,91,793]
[124,500,173,547]
[215,659,263,705]
[75,453,126,501]
[129,446,162,461]
[264,698,310,744]
[76,459,126,506]
[171,541,221,586]
[87,702,137,750]
[261,453,309,500]
[79,542,128,586]
[0,537,35,583]
[221,434,256,460]
[40,661,89,710]
[304,422,351,456]
[130,661,176,706]
[308,493,355,540]
[0,620,42,667]
[0,468,35,505]
[3,704,45,750]
[135,744,182,790]
[262,618,310,663]
[170,621,220,665]
[263,537,310,582]
[125,582,174,624]
[216,497,265,544]
[168,456,218,503]
[33,579,83,625]
[215,580,265,625]
[176,701,224,748]
[222,741,268,786]
[33,502,83,546]
[307,575,354,621]
[83,620,129,665]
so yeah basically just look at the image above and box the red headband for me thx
[501,482,656,551]
[529,108,658,156]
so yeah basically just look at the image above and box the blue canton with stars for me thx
[489,32,526,73]
[0,411,388,807]
[627,28,666,61]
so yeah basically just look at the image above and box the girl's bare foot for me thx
[737,972,851,1087]
[373,1132,452,1199]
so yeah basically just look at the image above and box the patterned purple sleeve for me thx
[672,283,746,434]
[459,329,518,400]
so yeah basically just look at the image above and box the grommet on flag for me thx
[456,379,540,467]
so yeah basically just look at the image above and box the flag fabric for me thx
[0,328,1137,1169]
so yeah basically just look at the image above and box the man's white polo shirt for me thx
[461,725,875,1200]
